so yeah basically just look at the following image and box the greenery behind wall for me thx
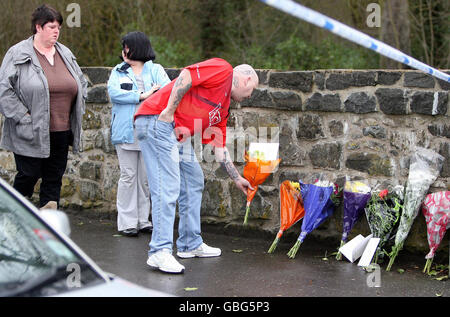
[0,0,448,70]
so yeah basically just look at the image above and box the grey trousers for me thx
[115,145,152,231]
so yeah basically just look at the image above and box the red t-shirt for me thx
[134,58,233,147]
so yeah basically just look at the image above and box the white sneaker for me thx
[147,249,185,273]
[177,243,222,258]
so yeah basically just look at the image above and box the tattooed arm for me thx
[158,69,192,122]
[215,146,254,195]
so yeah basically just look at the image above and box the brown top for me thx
[34,48,78,132]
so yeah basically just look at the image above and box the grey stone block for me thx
[326,73,353,90]
[297,114,324,139]
[428,124,450,138]
[270,91,302,111]
[326,72,376,90]
[329,120,344,137]
[309,143,342,169]
[438,142,450,177]
[279,143,307,167]
[344,92,376,113]
[352,71,377,87]
[410,91,448,115]
[437,76,450,90]
[345,152,392,176]
[404,72,435,88]
[305,93,341,112]
[81,67,111,85]
[363,125,386,139]
[201,179,227,217]
[314,71,325,90]
[269,71,313,92]
[376,71,402,85]
[256,69,270,85]
[87,86,109,103]
[375,88,407,115]
[79,161,102,181]
[240,88,274,108]
[77,180,101,201]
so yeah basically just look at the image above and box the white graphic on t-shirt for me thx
[209,103,221,126]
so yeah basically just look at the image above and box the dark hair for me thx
[31,4,63,34]
[121,31,156,63]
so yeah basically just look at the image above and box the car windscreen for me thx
[0,185,104,296]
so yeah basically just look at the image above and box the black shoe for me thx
[120,228,139,237]
[139,226,153,234]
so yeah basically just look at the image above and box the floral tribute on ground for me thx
[421,191,449,274]
[387,147,444,271]
[364,186,404,264]
[336,181,371,260]
[287,180,336,259]
[267,181,305,253]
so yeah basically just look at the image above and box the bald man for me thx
[134,58,259,274]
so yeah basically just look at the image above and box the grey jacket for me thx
[0,36,87,158]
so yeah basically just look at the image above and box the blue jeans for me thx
[135,115,204,255]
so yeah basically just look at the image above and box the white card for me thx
[248,143,279,161]
[358,238,380,267]
[339,234,373,263]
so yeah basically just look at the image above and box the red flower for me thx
[379,189,388,200]
[333,184,340,195]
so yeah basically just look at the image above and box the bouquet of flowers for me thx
[267,181,305,253]
[336,180,371,260]
[364,185,404,264]
[287,180,335,259]
[242,148,281,225]
[330,183,343,208]
[387,147,444,271]
[421,191,449,274]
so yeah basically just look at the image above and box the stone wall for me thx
[0,67,449,255]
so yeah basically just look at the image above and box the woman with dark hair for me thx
[0,4,87,210]
[107,31,170,237]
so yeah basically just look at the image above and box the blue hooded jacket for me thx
[107,61,171,145]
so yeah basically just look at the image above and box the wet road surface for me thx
[67,213,448,297]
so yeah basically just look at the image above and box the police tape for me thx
[259,0,450,83]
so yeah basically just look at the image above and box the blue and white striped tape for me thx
[260,0,450,82]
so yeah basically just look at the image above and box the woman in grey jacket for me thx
[0,5,87,209]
